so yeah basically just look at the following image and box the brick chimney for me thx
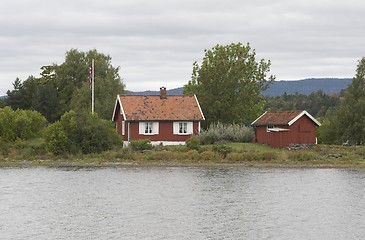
[160,87,167,99]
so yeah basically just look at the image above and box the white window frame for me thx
[139,122,159,135]
[266,125,274,132]
[173,122,193,135]
[121,121,125,135]
[180,122,187,134]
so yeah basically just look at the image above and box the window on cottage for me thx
[139,122,159,135]
[145,122,153,134]
[179,122,187,134]
[267,125,274,132]
[174,122,193,135]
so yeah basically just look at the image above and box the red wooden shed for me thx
[251,110,321,148]
[112,87,205,146]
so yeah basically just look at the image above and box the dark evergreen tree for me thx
[33,82,61,123]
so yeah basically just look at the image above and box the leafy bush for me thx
[0,138,12,156]
[261,152,278,161]
[129,139,153,151]
[199,150,220,161]
[186,136,201,150]
[226,152,245,162]
[226,152,257,161]
[0,107,47,142]
[199,122,254,144]
[145,151,178,161]
[185,150,200,160]
[117,148,136,160]
[212,144,233,158]
[44,111,120,155]
[287,151,319,161]
[44,122,68,155]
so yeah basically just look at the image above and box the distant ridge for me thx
[127,88,183,96]
[262,78,352,96]
[126,78,352,97]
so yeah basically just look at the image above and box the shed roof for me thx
[251,110,321,127]
[112,94,205,121]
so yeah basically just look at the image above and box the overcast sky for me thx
[1,0,364,95]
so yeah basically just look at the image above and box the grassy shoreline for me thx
[1,143,365,168]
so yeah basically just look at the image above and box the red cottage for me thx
[251,110,321,148]
[112,87,205,146]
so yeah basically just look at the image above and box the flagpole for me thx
[91,59,95,114]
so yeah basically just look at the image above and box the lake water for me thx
[0,166,365,239]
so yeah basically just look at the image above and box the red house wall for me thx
[116,118,200,143]
[255,115,318,148]
[114,104,125,136]
[289,115,317,145]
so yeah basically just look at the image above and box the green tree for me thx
[44,110,120,155]
[317,110,340,144]
[5,49,125,121]
[264,90,340,118]
[6,76,40,110]
[44,121,68,155]
[0,107,16,141]
[184,43,274,126]
[0,107,46,142]
[6,78,25,109]
[53,49,90,113]
[13,109,47,140]
[33,82,61,123]
[335,58,365,144]
[70,50,125,119]
[0,97,6,108]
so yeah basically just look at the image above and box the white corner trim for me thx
[111,95,120,121]
[119,98,127,121]
[112,95,127,121]
[288,110,321,126]
[194,94,205,120]
[251,111,268,126]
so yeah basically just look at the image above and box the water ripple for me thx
[0,167,364,239]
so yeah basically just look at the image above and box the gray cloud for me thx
[1,0,364,95]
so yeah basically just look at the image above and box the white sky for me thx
[1,0,364,95]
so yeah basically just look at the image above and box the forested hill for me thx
[127,88,184,96]
[262,78,352,96]
[127,78,352,96]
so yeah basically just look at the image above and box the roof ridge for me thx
[121,94,190,97]
[114,94,204,121]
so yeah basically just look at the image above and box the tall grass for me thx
[199,122,254,144]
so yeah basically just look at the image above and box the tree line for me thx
[2,43,365,152]
[182,43,365,145]
[3,49,125,122]
[264,91,340,118]
[1,49,124,155]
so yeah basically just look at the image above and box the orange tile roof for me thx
[252,110,306,126]
[117,95,205,121]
